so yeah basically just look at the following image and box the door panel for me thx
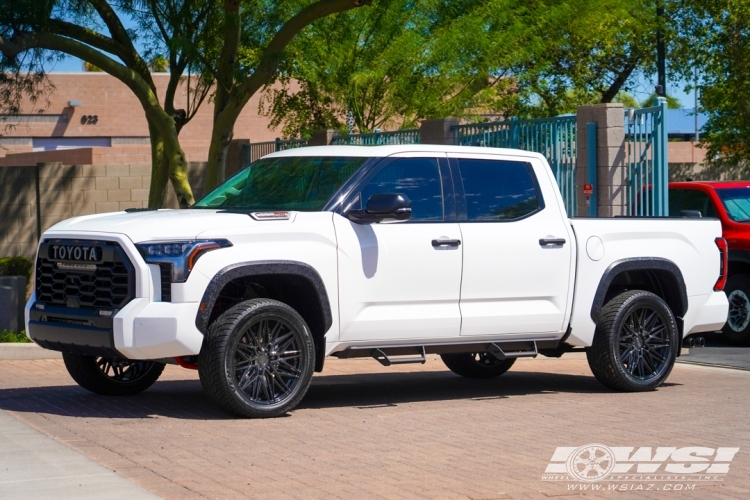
[450,155,573,336]
[336,155,463,342]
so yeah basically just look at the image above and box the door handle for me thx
[432,239,461,247]
[539,238,566,246]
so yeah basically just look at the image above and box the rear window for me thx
[457,159,540,221]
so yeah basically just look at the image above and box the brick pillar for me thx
[309,130,339,146]
[576,103,626,217]
[420,118,459,145]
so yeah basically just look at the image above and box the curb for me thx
[0,343,62,360]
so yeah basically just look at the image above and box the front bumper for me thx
[26,293,204,360]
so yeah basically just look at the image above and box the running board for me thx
[488,342,538,361]
[372,346,426,366]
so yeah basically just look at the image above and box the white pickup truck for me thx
[26,145,729,418]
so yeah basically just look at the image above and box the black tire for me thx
[62,353,165,396]
[586,290,678,392]
[440,352,516,379]
[722,274,750,345]
[198,299,315,418]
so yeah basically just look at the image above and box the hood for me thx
[47,209,265,242]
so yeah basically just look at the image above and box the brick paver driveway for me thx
[0,357,748,500]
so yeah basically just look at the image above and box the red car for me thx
[669,181,750,344]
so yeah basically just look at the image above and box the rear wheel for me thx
[722,274,750,345]
[441,352,516,379]
[62,353,165,396]
[586,290,678,392]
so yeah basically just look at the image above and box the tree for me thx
[263,0,667,135]
[199,0,373,192]
[518,0,661,117]
[0,0,204,207]
[671,0,750,173]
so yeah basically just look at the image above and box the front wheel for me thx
[722,274,750,345]
[441,352,516,379]
[62,353,165,396]
[198,299,315,418]
[586,290,678,392]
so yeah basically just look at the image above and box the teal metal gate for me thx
[451,116,578,216]
[625,98,669,216]
[331,129,420,145]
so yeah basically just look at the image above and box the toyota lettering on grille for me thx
[49,245,101,262]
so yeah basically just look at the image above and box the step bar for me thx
[335,338,554,364]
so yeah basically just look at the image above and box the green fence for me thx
[242,138,309,166]
[625,98,668,217]
[451,116,578,216]
[331,129,421,146]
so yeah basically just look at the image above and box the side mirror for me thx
[346,193,412,223]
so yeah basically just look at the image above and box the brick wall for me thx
[0,161,208,260]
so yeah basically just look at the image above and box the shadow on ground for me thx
[0,368,681,421]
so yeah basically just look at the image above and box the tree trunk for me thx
[204,108,238,192]
[143,106,195,208]
[163,130,195,208]
[147,120,170,208]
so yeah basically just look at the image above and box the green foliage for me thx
[615,91,682,109]
[670,0,750,174]
[0,256,32,285]
[264,0,664,136]
[0,329,30,343]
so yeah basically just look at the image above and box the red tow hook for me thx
[175,356,199,370]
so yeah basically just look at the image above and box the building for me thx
[0,72,279,162]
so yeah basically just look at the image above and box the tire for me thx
[441,352,516,379]
[198,299,315,418]
[722,274,750,345]
[62,353,165,396]
[586,290,678,392]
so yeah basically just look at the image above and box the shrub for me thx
[0,329,31,343]
[0,256,33,287]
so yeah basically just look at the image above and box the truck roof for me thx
[263,144,547,160]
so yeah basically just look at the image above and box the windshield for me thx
[193,156,367,211]
[716,187,750,222]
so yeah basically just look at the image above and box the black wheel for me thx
[722,274,750,345]
[440,352,516,379]
[62,353,165,396]
[586,290,678,392]
[198,299,315,418]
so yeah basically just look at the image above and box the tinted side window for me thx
[360,158,443,221]
[681,190,717,217]
[458,159,540,221]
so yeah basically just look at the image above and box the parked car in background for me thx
[669,181,750,344]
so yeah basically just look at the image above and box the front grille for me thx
[36,240,135,310]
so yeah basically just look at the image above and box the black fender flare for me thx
[195,260,333,334]
[590,257,688,323]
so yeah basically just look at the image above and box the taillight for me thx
[714,237,728,291]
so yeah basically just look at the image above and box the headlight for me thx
[136,239,232,283]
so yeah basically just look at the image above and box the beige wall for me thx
[0,161,208,260]
[0,73,282,160]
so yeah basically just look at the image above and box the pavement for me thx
[0,356,748,500]
[0,402,159,499]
